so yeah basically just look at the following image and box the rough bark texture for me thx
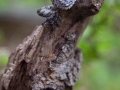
[0,0,103,90]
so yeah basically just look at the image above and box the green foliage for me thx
[0,54,8,66]
[0,0,51,8]
[75,60,120,90]
[78,0,120,61]
[76,0,120,90]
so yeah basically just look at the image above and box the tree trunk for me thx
[0,0,104,90]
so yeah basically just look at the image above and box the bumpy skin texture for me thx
[37,0,76,30]
[52,0,76,9]
[37,5,54,18]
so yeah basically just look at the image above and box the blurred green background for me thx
[0,0,120,90]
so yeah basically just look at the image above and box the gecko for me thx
[37,0,76,30]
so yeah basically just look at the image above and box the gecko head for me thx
[52,0,76,10]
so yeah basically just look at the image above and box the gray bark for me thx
[0,0,104,90]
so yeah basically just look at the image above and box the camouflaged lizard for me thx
[37,0,76,30]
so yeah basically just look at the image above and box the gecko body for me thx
[37,0,76,30]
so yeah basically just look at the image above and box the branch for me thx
[0,0,104,90]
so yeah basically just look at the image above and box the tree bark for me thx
[0,0,104,90]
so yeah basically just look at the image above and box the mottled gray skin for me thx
[52,0,76,9]
[37,0,76,17]
[37,0,76,30]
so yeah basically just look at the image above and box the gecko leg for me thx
[37,5,61,30]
